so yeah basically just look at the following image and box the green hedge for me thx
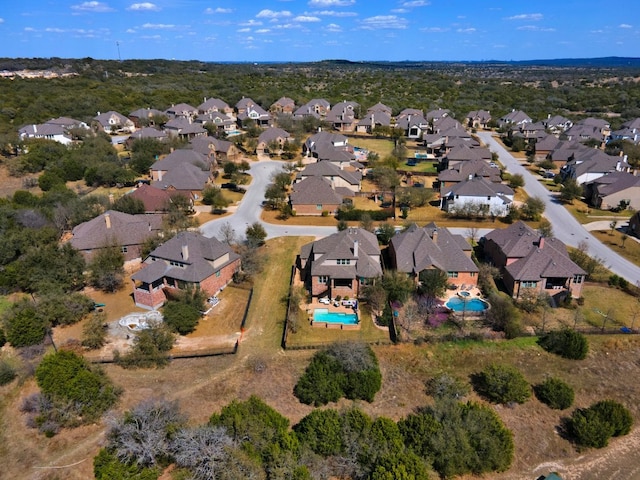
[337,208,394,221]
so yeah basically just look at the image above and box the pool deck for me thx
[305,298,359,315]
[442,285,488,316]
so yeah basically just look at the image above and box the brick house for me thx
[389,222,478,289]
[131,231,240,310]
[298,228,382,299]
[289,176,344,216]
[482,221,586,302]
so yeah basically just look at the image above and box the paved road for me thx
[477,132,640,284]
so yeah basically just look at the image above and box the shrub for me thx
[336,208,394,222]
[426,372,470,400]
[2,298,48,348]
[0,358,18,385]
[566,400,633,449]
[293,409,344,456]
[538,329,588,360]
[82,312,108,350]
[534,377,574,410]
[473,363,531,404]
[116,322,176,369]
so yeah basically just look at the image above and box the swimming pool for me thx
[313,308,358,325]
[445,297,489,312]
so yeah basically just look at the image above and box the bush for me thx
[0,358,18,385]
[82,312,108,350]
[538,329,588,360]
[336,208,394,222]
[473,363,531,404]
[294,342,382,406]
[2,298,48,348]
[116,322,176,369]
[293,408,344,456]
[426,372,470,400]
[534,377,574,410]
[567,400,633,448]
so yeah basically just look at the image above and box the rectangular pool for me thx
[313,308,358,325]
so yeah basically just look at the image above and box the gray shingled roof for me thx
[438,160,501,183]
[132,231,240,284]
[151,149,211,171]
[290,176,343,205]
[505,244,585,281]
[70,210,163,251]
[258,127,290,144]
[390,223,478,275]
[442,176,514,198]
[297,161,361,186]
[152,163,211,191]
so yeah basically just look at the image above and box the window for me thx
[121,246,128,253]
[470,272,476,277]
[337,259,351,265]
[316,204,323,210]
[522,281,538,288]
[359,277,372,286]
[447,272,458,278]
[170,260,184,267]
[318,276,328,284]
[215,270,221,278]
[573,275,583,284]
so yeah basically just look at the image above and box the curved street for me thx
[477,132,640,284]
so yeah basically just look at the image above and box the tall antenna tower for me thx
[116,41,122,62]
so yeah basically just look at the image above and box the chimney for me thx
[353,240,359,258]
[538,236,545,249]
[104,213,111,229]
[108,193,114,204]
[468,174,473,181]
[432,228,438,243]
[33,124,37,133]
[181,243,189,260]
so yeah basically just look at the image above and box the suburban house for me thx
[396,110,428,139]
[289,176,344,216]
[326,101,359,132]
[165,103,198,120]
[520,121,548,140]
[293,98,331,119]
[131,231,241,310]
[542,114,573,134]
[19,122,74,145]
[93,111,135,133]
[440,176,514,217]
[197,97,234,116]
[443,144,492,169]
[128,108,166,128]
[533,134,564,162]
[163,117,207,140]
[584,171,640,210]
[69,210,163,262]
[498,110,532,128]
[561,149,629,184]
[356,111,391,134]
[270,97,296,115]
[188,136,220,164]
[256,127,291,154]
[191,136,240,162]
[482,221,586,301]
[303,131,353,164]
[236,98,271,126]
[298,228,382,299]
[150,149,214,200]
[465,110,491,129]
[295,161,362,193]
[564,123,606,143]
[126,127,167,146]
[128,184,175,213]
[367,102,393,116]
[610,118,640,144]
[426,108,450,123]
[389,222,479,289]
[195,111,237,134]
[437,160,502,193]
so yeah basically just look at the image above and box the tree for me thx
[376,222,396,245]
[246,222,267,247]
[162,288,206,335]
[2,298,48,347]
[534,377,574,410]
[417,269,449,299]
[93,449,160,480]
[264,183,286,210]
[473,363,531,404]
[485,292,523,339]
[560,178,583,204]
[294,409,344,456]
[164,194,197,231]
[538,329,589,360]
[426,372,470,401]
[538,218,553,237]
[521,196,545,221]
[170,426,234,480]
[381,270,414,304]
[218,221,237,246]
[35,350,121,428]
[106,398,186,467]
[507,173,525,189]
[88,244,125,292]
[361,283,388,317]
[82,311,108,350]
[202,185,229,211]
[112,195,145,215]
[116,321,176,368]
[566,400,633,448]
[569,240,607,280]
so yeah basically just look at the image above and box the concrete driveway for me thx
[477,132,640,284]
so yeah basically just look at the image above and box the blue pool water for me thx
[445,297,489,312]
[313,308,358,325]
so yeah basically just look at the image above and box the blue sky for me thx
[0,0,638,62]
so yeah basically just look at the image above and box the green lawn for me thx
[347,136,395,158]
[580,283,640,329]
[590,229,640,267]
[400,161,438,174]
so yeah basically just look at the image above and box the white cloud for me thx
[391,9,408,14]
[142,23,176,29]
[294,15,321,22]
[255,28,271,33]
[311,10,357,17]
[127,2,159,11]
[402,0,430,6]
[619,23,632,29]
[506,13,543,21]
[239,19,262,27]
[517,25,556,32]
[140,34,161,39]
[24,27,36,31]
[360,15,408,30]
[274,23,301,29]
[456,27,476,33]
[45,27,66,33]
[237,27,250,32]
[126,28,136,33]
[256,9,292,18]
[421,26,449,33]
[326,23,342,32]
[0,18,4,24]
[308,0,354,6]
[71,1,114,13]
[204,7,232,14]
